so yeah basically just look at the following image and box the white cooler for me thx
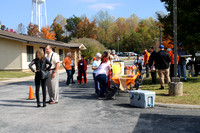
[129,90,155,108]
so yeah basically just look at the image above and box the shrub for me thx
[70,38,106,62]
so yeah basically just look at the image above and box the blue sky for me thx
[0,0,167,31]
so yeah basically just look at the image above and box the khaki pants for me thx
[47,70,59,102]
[158,68,171,87]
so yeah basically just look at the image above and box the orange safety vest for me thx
[168,51,173,57]
[144,52,150,64]
[171,54,179,64]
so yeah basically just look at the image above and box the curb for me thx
[155,103,200,110]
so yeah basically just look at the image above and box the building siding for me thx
[0,38,22,70]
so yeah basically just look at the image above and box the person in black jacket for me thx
[29,49,52,107]
[149,46,157,84]
[155,45,172,89]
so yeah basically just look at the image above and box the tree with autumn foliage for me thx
[76,16,97,39]
[27,23,40,37]
[40,27,56,40]
[51,14,66,41]
[162,35,174,49]
[51,21,64,41]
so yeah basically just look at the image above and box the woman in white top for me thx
[95,51,111,99]
[92,53,102,95]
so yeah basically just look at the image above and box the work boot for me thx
[43,102,46,107]
[159,86,164,90]
[37,102,41,107]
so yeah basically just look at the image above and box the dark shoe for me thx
[72,81,75,84]
[46,100,52,103]
[98,96,106,100]
[159,86,164,90]
[37,104,41,107]
[43,102,46,107]
[183,79,187,82]
[95,91,99,96]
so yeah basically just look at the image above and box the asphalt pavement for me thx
[0,65,200,133]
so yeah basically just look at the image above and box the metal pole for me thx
[159,26,162,45]
[118,36,120,53]
[44,0,48,27]
[173,0,178,81]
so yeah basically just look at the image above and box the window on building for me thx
[59,49,64,61]
[27,46,33,62]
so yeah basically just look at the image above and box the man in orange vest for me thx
[149,46,157,84]
[62,52,72,86]
[143,49,150,78]
[170,49,179,80]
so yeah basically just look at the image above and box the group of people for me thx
[140,43,187,90]
[29,44,92,107]
[29,43,188,106]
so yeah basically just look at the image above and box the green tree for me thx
[70,38,106,61]
[65,15,81,38]
[94,10,114,48]
[158,0,200,54]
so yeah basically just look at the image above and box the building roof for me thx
[0,30,86,50]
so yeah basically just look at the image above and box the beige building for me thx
[0,30,86,71]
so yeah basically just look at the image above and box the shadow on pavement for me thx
[0,104,36,108]
[113,103,133,108]
[60,79,97,100]
[2,81,34,86]
[0,100,35,103]
[0,99,36,108]
[62,95,97,100]
[133,113,200,133]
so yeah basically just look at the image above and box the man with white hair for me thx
[45,45,60,104]
[92,53,102,95]
[62,52,72,86]
[111,50,119,61]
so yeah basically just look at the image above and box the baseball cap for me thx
[179,43,183,46]
[103,51,108,54]
[159,45,164,49]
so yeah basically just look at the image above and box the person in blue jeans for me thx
[177,43,187,81]
[95,51,111,99]
[92,53,102,95]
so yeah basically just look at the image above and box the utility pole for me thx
[173,0,178,81]
[159,26,162,45]
[118,36,120,53]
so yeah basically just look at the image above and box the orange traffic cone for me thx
[78,72,87,83]
[28,86,35,100]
